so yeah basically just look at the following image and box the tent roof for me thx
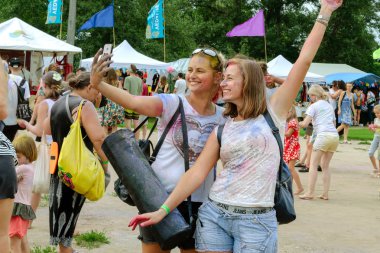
[80,40,169,70]
[309,63,365,76]
[0,17,82,55]
[168,58,189,73]
[325,73,380,84]
[267,55,325,83]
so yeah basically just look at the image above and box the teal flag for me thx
[46,0,63,24]
[146,0,164,39]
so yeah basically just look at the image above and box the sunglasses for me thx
[192,48,221,64]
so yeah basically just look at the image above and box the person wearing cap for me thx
[8,57,30,101]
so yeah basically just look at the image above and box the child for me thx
[284,106,304,194]
[9,135,37,253]
[368,105,380,177]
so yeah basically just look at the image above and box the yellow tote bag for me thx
[57,100,105,201]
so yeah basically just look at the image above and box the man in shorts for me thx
[123,64,142,134]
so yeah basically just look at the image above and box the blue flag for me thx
[146,0,164,39]
[78,4,114,32]
[46,0,63,24]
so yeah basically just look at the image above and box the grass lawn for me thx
[300,126,374,141]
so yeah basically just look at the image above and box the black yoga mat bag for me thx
[103,98,193,250]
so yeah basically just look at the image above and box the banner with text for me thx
[46,0,63,24]
[146,0,164,39]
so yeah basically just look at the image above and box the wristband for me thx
[101,160,109,165]
[160,204,170,215]
[316,19,328,27]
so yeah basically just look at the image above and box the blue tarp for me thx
[325,72,380,84]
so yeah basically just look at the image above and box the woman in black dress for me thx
[44,72,109,253]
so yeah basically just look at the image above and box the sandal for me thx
[318,195,329,200]
[299,194,314,200]
[295,161,305,167]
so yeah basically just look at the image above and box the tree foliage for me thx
[0,0,378,73]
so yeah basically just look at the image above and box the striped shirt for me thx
[0,131,17,165]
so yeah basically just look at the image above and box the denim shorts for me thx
[195,201,278,253]
[368,135,380,159]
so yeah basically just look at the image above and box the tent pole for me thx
[113,0,115,47]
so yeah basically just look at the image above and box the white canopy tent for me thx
[0,17,82,55]
[308,63,365,76]
[80,40,170,70]
[267,55,325,83]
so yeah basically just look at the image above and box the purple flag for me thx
[226,10,265,37]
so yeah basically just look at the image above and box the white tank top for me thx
[44,99,56,144]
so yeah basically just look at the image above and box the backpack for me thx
[15,79,32,122]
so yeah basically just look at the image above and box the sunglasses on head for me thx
[192,48,218,57]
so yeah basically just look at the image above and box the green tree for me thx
[0,0,378,73]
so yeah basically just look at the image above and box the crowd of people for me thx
[1,1,367,252]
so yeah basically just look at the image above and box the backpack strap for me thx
[149,98,182,163]
[263,110,284,181]
[65,95,74,123]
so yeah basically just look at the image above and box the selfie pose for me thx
[128,1,343,252]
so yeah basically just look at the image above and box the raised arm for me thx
[0,59,8,119]
[270,0,343,118]
[330,89,341,99]
[129,132,220,229]
[90,50,163,117]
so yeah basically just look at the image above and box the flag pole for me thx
[264,35,267,63]
[263,9,267,62]
[113,0,115,47]
[113,27,116,48]
[59,0,64,39]
[163,0,166,62]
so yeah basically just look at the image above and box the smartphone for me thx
[103,44,113,55]
[102,44,113,75]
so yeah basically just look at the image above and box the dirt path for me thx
[28,136,380,253]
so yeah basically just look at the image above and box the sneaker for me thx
[318,165,322,172]
[298,167,309,173]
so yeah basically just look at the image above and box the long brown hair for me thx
[223,55,267,119]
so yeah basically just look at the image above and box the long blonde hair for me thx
[223,55,267,119]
